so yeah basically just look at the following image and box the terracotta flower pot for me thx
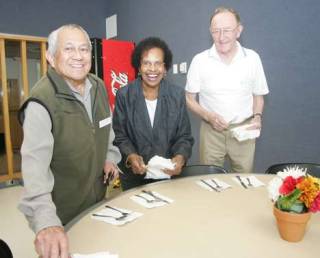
[273,205,311,242]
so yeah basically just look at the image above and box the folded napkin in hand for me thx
[91,206,143,226]
[144,155,174,179]
[130,191,173,208]
[197,178,231,192]
[72,252,118,258]
[232,175,265,188]
[231,124,260,142]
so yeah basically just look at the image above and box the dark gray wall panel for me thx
[105,0,320,172]
[0,0,107,38]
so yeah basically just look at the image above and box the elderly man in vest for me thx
[18,24,121,258]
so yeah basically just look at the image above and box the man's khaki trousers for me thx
[199,121,256,173]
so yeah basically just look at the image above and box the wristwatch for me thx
[253,113,262,118]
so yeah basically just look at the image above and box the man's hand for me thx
[103,161,119,184]
[246,115,262,130]
[207,112,228,132]
[34,226,69,258]
[164,155,185,176]
[127,153,147,175]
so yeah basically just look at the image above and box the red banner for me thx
[102,39,136,111]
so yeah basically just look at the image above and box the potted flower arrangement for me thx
[267,166,320,242]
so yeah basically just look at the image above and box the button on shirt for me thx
[186,41,269,123]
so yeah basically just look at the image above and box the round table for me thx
[67,174,319,258]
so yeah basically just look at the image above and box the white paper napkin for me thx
[232,175,265,188]
[130,191,173,208]
[197,178,232,192]
[91,206,143,225]
[72,252,118,258]
[144,155,173,179]
[231,123,260,142]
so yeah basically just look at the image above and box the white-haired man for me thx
[186,7,269,173]
[18,24,121,258]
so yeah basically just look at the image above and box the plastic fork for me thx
[211,179,222,189]
[142,190,169,203]
[92,213,127,221]
[200,179,219,192]
[134,194,159,203]
[105,205,130,217]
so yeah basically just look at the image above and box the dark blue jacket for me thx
[113,77,194,189]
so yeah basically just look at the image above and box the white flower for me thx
[267,176,283,201]
[276,166,306,179]
[267,165,306,201]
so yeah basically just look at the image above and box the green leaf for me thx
[289,202,306,213]
[276,189,303,212]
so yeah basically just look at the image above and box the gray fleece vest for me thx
[19,67,111,224]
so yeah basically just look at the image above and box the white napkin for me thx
[232,175,265,188]
[91,206,143,225]
[130,191,173,208]
[144,155,174,179]
[197,178,232,192]
[231,123,260,142]
[72,252,118,258]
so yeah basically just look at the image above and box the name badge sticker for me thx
[99,116,111,128]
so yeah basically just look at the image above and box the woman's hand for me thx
[127,153,147,175]
[165,154,185,176]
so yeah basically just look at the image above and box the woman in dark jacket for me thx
[113,37,194,190]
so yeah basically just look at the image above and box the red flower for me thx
[310,193,320,213]
[279,176,303,195]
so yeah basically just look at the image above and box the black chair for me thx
[265,163,320,177]
[178,164,227,178]
[0,239,13,258]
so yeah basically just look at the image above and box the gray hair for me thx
[47,24,92,56]
[210,6,241,25]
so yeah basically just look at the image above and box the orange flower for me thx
[297,176,320,208]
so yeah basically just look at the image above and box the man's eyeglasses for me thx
[211,26,238,36]
[141,60,165,69]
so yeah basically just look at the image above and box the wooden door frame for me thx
[0,33,47,182]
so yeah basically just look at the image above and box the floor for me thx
[0,185,37,258]
[0,151,21,176]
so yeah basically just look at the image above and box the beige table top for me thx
[67,174,320,258]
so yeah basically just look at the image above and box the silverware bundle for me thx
[135,190,169,203]
[93,205,131,220]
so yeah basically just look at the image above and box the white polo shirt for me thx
[186,42,269,123]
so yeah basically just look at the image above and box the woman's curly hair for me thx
[131,37,172,72]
